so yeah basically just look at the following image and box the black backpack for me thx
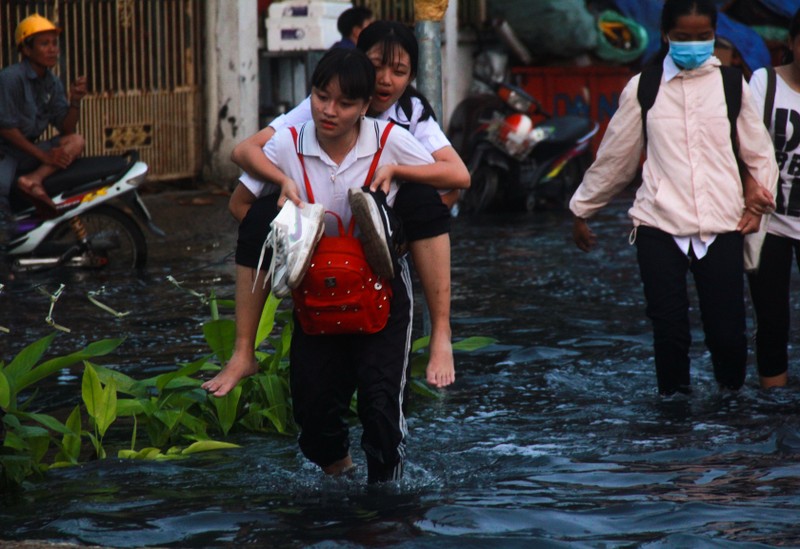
[637,63,743,155]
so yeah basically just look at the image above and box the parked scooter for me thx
[5,151,160,273]
[448,49,598,214]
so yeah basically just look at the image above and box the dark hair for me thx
[661,0,718,35]
[356,20,437,122]
[337,6,373,39]
[311,47,375,103]
[790,8,800,40]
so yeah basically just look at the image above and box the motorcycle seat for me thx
[541,116,595,146]
[9,154,135,212]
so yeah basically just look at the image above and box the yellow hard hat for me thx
[15,13,60,46]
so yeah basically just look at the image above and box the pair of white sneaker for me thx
[258,188,394,297]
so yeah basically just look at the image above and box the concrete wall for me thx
[204,0,260,185]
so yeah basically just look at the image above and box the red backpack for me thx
[289,122,395,335]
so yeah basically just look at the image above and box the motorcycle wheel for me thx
[38,205,148,270]
[532,152,593,211]
[460,164,500,214]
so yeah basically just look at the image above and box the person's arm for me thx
[0,127,71,169]
[59,76,87,135]
[736,81,779,206]
[370,144,469,192]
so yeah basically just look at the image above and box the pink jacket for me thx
[570,57,778,240]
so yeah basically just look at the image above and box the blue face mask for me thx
[668,39,714,70]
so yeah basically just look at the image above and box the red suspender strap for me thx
[289,126,316,204]
[363,121,394,187]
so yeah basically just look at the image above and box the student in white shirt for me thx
[569,0,778,396]
[238,47,433,482]
[747,8,800,389]
[224,22,468,397]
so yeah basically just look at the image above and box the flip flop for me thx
[17,181,58,219]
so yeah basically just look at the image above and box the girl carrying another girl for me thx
[254,47,434,483]
[203,21,468,398]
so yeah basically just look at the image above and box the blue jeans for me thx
[635,226,747,395]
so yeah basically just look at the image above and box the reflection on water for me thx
[3,194,800,547]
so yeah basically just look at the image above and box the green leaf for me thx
[20,412,72,436]
[261,406,287,434]
[60,405,82,464]
[116,398,146,417]
[177,411,208,438]
[410,353,428,378]
[82,363,104,420]
[410,378,444,400]
[181,440,240,455]
[255,293,280,348]
[0,370,10,409]
[27,436,50,463]
[97,378,118,436]
[93,365,148,398]
[3,431,28,450]
[4,333,57,385]
[155,357,206,393]
[211,385,241,436]
[203,319,236,366]
[17,338,124,392]
[452,336,497,352]
[411,335,430,354]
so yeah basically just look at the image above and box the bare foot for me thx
[202,353,259,397]
[760,372,788,389]
[426,333,455,388]
[16,175,57,217]
[322,454,354,476]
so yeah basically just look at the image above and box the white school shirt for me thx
[750,67,800,240]
[262,117,434,235]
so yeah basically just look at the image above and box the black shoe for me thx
[348,186,402,279]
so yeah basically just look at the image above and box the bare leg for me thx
[202,265,268,396]
[16,134,86,212]
[322,454,354,475]
[760,372,788,389]
[409,234,455,388]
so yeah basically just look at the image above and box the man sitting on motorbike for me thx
[0,13,87,228]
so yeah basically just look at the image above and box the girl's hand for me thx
[278,178,302,207]
[369,165,394,194]
[737,210,762,235]
[573,217,597,252]
[745,185,775,215]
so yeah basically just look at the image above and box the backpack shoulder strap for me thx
[637,64,663,144]
[290,125,316,204]
[720,65,742,150]
[363,121,395,187]
[763,65,777,129]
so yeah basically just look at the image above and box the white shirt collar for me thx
[662,54,721,83]
[295,117,384,160]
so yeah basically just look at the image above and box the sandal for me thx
[17,180,58,219]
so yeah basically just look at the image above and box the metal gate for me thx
[1,0,204,181]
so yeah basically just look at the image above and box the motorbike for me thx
[5,150,160,273]
[448,50,599,214]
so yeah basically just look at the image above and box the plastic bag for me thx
[595,10,649,64]
[488,0,597,59]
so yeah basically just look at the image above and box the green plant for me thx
[0,286,495,493]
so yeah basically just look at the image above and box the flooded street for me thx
[3,190,800,547]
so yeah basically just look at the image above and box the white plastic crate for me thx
[267,17,341,51]
[268,1,351,20]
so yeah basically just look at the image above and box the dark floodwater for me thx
[3,190,800,547]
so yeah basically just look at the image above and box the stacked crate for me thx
[266,1,352,51]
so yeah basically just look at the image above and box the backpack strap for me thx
[289,126,316,204]
[763,65,777,130]
[637,64,663,146]
[363,121,395,187]
[720,65,742,154]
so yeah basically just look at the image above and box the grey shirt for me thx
[0,58,69,153]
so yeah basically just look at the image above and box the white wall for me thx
[204,0,260,184]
